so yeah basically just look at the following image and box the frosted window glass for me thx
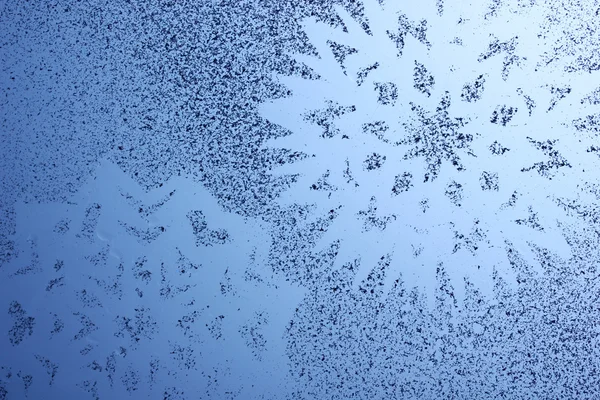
[1,0,600,398]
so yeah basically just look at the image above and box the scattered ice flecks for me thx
[72,312,98,341]
[49,314,64,337]
[534,0,600,73]
[327,40,358,75]
[114,307,158,347]
[187,210,230,247]
[573,113,600,135]
[35,355,58,386]
[477,35,522,80]
[303,100,356,138]
[90,274,124,300]
[521,137,572,179]
[479,171,499,191]
[547,85,572,112]
[401,92,472,182]
[148,357,160,389]
[77,204,102,243]
[419,198,430,213]
[80,345,94,356]
[310,170,338,192]
[120,222,165,244]
[85,245,109,268]
[413,61,435,97]
[515,206,545,231]
[461,74,485,102]
[169,343,197,372]
[78,380,99,400]
[7,301,35,346]
[581,87,600,105]
[342,158,359,187]
[160,262,195,300]
[120,188,176,222]
[105,354,117,387]
[445,180,464,206]
[3,160,295,397]
[357,196,396,232]
[582,182,600,200]
[17,372,33,396]
[588,144,600,157]
[121,367,141,394]
[517,88,537,116]
[356,62,379,86]
[484,0,503,19]
[362,153,386,171]
[362,120,390,144]
[219,268,236,296]
[489,140,510,155]
[132,256,153,284]
[0,370,8,400]
[163,386,186,400]
[206,315,225,340]
[53,219,70,235]
[386,12,431,57]
[13,237,41,276]
[175,248,201,277]
[490,104,518,126]
[176,310,203,342]
[53,260,64,272]
[239,312,269,361]
[45,276,65,292]
[451,219,488,255]
[75,289,103,308]
[87,360,103,373]
[373,81,398,106]
[391,172,413,195]
[286,239,600,398]
[554,196,600,226]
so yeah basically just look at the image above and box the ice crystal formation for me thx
[3,0,600,398]
[260,0,598,294]
[285,221,600,398]
[0,161,300,398]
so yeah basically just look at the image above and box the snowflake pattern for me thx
[260,0,596,294]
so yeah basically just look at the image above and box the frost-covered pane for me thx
[2,0,600,398]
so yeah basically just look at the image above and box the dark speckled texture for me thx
[2,0,600,398]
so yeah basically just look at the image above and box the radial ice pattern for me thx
[260,0,600,295]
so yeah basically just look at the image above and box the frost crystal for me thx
[260,0,593,292]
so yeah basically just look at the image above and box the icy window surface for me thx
[2,0,600,398]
